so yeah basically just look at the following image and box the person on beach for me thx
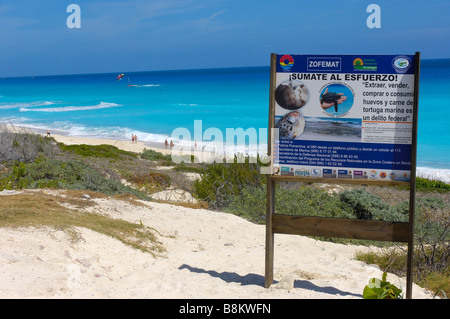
[165,139,168,149]
[170,140,174,150]
[46,130,50,137]
[134,135,137,143]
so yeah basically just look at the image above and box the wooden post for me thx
[265,53,277,288]
[405,51,420,299]
[265,177,275,288]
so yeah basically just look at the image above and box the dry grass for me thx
[0,191,164,256]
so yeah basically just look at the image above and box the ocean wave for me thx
[19,102,121,113]
[417,167,450,184]
[177,103,199,107]
[0,116,31,124]
[140,84,160,87]
[0,101,55,110]
[18,121,170,145]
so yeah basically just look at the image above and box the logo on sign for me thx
[280,166,294,175]
[311,169,322,177]
[295,169,311,177]
[279,55,294,71]
[392,56,411,73]
[353,58,377,71]
[307,57,341,71]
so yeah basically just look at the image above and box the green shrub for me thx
[224,185,267,223]
[394,196,447,217]
[339,188,408,222]
[416,177,450,191]
[275,186,354,219]
[363,272,403,299]
[0,127,60,162]
[129,171,171,192]
[225,185,354,224]
[172,164,203,174]
[193,156,264,208]
[0,158,149,200]
[140,149,173,164]
[59,143,137,159]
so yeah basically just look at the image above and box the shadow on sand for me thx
[179,264,266,287]
[178,264,362,298]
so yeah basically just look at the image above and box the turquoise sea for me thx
[0,60,449,183]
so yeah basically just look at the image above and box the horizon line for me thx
[1,57,449,79]
[0,65,269,80]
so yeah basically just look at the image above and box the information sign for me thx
[272,54,416,183]
[266,53,420,299]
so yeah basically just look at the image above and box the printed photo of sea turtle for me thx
[275,110,306,139]
[275,80,309,110]
[319,83,354,116]
[321,91,344,112]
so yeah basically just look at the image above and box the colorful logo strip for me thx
[279,55,294,71]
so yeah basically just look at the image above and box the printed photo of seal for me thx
[275,80,309,110]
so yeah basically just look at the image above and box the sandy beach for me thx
[0,131,435,299]
[40,131,167,155]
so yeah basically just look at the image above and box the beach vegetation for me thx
[193,155,264,208]
[363,272,403,299]
[172,164,204,174]
[0,125,60,162]
[339,188,408,222]
[223,185,448,225]
[0,157,150,200]
[0,128,201,202]
[126,171,171,193]
[355,193,449,296]
[356,245,449,297]
[59,143,137,159]
[416,177,450,192]
[140,148,173,164]
[224,184,353,224]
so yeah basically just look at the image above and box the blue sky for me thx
[1,0,449,77]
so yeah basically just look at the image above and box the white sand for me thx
[0,131,435,299]
[0,190,434,299]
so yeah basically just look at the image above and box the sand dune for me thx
[0,189,433,299]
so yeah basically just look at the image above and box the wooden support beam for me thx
[272,215,410,242]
